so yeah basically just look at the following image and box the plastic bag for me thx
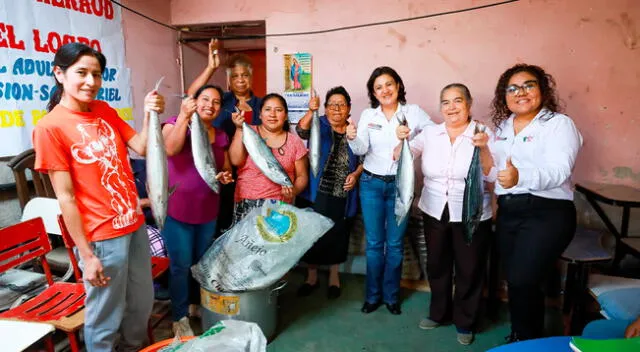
[192,200,333,292]
[159,320,266,352]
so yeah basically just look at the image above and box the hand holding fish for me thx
[144,90,165,114]
[396,125,410,140]
[215,170,234,184]
[281,185,295,199]
[498,157,519,189]
[346,118,357,140]
[308,95,320,111]
[208,38,220,70]
[472,131,489,149]
[231,110,245,128]
[178,96,197,124]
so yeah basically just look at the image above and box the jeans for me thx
[77,226,153,352]
[359,172,409,304]
[161,216,217,321]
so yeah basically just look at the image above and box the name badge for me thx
[495,136,508,142]
[367,123,383,131]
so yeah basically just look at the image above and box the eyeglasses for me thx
[506,80,538,96]
[326,103,348,110]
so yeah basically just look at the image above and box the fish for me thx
[309,89,321,177]
[191,111,220,193]
[462,123,486,244]
[145,77,169,229]
[241,121,293,187]
[394,112,415,225]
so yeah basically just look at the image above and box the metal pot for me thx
[200,281,287,340]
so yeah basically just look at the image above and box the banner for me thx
[0,0,132,157]
[283,53,312,124]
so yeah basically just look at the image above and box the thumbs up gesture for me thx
[498,157,519,189]
[346,118,357,140]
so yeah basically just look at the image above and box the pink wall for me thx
[121,0,182,124]
[170,0,640,187]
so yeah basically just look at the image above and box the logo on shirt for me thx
[71,118,138,230]
[367,123,383,131]
[523,136,534,142]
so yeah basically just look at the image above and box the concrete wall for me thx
[171,0,640,234]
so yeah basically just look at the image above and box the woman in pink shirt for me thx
[396,83,495,346]
[229,93,308,223]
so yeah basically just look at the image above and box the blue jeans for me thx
[161,216,217,321]
[77,226,153,352]
[582,319,635,339]
[359,172,409,304]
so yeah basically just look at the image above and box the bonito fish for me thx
[146,77,169,229]
[462,123,485,244]
[309,89,321,177]
[241,122,293,187]
[394,112,414,225]
[191,111,220,193]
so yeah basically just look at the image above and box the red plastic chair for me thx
[57,215,170,343]
[0,217,85,352]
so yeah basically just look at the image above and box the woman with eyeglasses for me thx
[347,66,432,315]
[490,64,582,342]
[295,86,363,300]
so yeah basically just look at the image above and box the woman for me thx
[295,87,363,299]
[33,42,165,351]
[187,39,262,234]
[395,84,494,345]
[160,85,233,337]
[229,93,308,222]
[346,66,432,315]
[490,64,582,342]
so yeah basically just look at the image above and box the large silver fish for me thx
[191,111,220,193]
[146,77,168,229]
[309,90,321,177]
[462,123,485,244]
[242,122,293,187]
[394,112,414,225]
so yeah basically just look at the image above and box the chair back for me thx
[7,149,55,210]
[0,218,54,285]
[21,197,62,235]
[56,215,83,283]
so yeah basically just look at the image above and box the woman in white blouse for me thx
[346,66,432,315]
[395,83,494,346]
[490,64,582,342]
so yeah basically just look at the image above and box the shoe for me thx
[504,331,521,344]
[297,283,318,297]
[456,328,474,345]
[385,302,401,315]
[188,304,201,319]
[172,316,194,337]
[418,317,440,330]
[361,301,382,313]
[327,285,341,299]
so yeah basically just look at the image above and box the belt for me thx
[363,169,395,183]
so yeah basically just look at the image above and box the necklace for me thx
[258,126,288,156]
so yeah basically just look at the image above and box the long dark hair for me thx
[47,43,106,112]
[259,93,290,131]
[366,66,407,108]
[490,63,562,129]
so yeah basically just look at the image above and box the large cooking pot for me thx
[200,281,287,340]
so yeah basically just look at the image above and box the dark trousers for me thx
[497,194,576,340]
[422,206,492,331]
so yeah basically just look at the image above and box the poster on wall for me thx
[283,53,312,124]
[0,0,132,157]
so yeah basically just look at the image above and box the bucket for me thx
[200,281,287,340]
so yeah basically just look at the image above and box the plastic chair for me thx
[6,149,55,210]
[0,217,85,352]
[57,215,170,343]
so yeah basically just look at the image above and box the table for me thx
[575,181,640,268]
[0,320,55,352]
